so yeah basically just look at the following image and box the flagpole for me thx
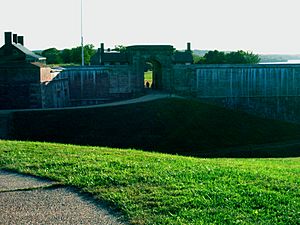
[81,0,84,66]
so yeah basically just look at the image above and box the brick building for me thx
[0,32,69,109]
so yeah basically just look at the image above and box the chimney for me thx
[17,36,24,46]
[187,42,191,52]
[100,43,104,65]
[100,43,104,54]
[13,34,18,44]
[4,32,12,45]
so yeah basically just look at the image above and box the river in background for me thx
[260,59,300,64]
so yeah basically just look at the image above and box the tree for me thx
[226,50,260,64]
[83,44,97,64]
[41,48,63,64]
[226,51,246,64]
[195,50,260,64]
[204,50,226,64]
[193,54,205,64]
[70,44,96,65]
[243,51,260,64]
[113,45,126,52]
[41,44,97,65]
[61,49,71,64]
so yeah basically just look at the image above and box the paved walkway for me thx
[0,170,125,225]
[0,92,176,114]
[0,92,179,139]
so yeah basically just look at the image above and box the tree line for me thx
[41,46,260,65]
[193,50,260,64]
[41,45,96,65]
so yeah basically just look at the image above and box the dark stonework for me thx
[90,44,193,93]
[0,32,68,109]
[57,66,133,106]
[0,62,44,109]
[192,64,300,123]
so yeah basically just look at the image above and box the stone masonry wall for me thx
[193,64,300,123]
[0,63,43,109]
[42,78,70,108]
[173,64,196,94]
[195,64,300,97]
[58,66,134,106]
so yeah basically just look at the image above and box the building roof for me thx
[12,43,46,61]
[0,32,46,64]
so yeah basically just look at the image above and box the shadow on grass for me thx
[8,98,300,158]
[179,143,300,158]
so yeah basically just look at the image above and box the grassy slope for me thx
[10,98,300,157]
[0,140,299,224]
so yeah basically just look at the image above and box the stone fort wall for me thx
[187,64,300,123]
[0,63,47,109]
[54,66,136,106]
[43,63,300,123]
[195,64,300,97]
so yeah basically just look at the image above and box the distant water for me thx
[260,59,300,64]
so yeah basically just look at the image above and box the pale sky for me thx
[1,0,300,54]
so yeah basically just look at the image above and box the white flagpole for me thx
[81,0,84,66]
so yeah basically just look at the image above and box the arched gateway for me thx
[91,43,193,92]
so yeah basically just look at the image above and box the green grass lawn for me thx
[0,140,299,224]
[144,71,153,87]
[144,71,153,81]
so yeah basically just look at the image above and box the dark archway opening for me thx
[144,59,162,90]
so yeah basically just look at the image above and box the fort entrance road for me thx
[0,93,179,139]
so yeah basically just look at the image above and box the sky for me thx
[1,0,300,54]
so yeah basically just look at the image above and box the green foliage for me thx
[41,48,63,64]
[204,50,227,64]
[60,49,72,64]
[194,50,260,64]
[114,45,127,52]
[69,44,96,65]
[0,140,299,224]
[144,71,152,81]
[84,44,97,64]
[42,45,96,65]
[10,98,300,157]
[192,54,205,64]
[226,50,260,64]
[144,71,153,87]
